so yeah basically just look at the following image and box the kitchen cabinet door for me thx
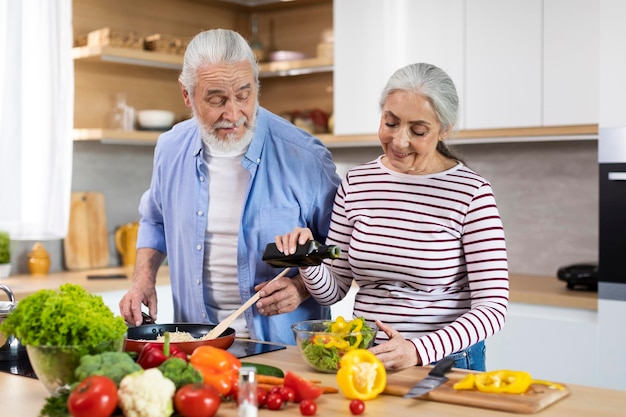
[465,0,542,129]
[334,0,464,135]
[599,0,626,127]
[485,302,598,387]
[543,0,599,126]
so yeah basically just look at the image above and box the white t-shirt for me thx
[202,145,250,337]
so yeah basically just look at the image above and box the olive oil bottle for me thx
[262,240,341,267]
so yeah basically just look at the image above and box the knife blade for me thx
[403,356,456,398]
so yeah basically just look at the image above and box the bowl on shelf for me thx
[136,109,176,131]
[26,338,124,395]
[124,323,236,356]
[292,318,378,373]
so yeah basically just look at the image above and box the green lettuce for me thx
[0,283,126,349]
[302,340,342,372]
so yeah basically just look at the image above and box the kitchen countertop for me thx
[2,344,624,416]
[1,268,598,311]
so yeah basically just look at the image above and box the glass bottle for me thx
[262,239,341,267]
[238,366,258,417]
[107,93,135,131]
[249,13,265,62]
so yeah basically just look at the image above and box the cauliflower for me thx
[118,368,176,417]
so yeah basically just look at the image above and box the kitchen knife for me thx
[403,356,456,399]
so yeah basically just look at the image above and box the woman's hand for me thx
[369,320,421,370]
[274,227,314,255]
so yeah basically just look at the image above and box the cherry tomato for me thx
[279,386,296,403]
[349,399,366,415]
[174,383,221,417]
[257,387,268,407]
[299,399,317,416]
[67,375,118,417]
[266,392,284,410]
[269,385,282,396]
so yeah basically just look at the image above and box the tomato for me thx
[257,387,268,407]
[67,375,118,417]
[174,383,221,417]
[279,386,296,403]
[284,371,323,402]
[269,385,282,396]
[299,399,317,416]
[266,392,284,410]
[349,399,365,415]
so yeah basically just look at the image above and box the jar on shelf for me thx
[28,242,51,275]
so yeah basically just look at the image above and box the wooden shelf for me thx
[72,45,333,78]
[73,128,162,145]
[73,124,599,147]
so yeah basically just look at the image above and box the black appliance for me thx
[599,127,626,300]
[557,263,598,291]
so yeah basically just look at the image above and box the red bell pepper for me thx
[137,331,188,369]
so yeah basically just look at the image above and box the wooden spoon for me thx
[204,267,290,340]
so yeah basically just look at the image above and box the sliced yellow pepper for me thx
[475,370,532,394]
[453,370,566,394]
[331,316,350,333]
[336,349,386,401]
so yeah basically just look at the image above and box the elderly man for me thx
[119,29,340,344]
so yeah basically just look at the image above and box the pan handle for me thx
[141,312,155,325]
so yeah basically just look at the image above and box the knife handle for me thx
[429,356,455,377]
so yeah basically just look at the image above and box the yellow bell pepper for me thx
[475,370,532,394]
[336,349,386,401]
[453,370,566,394]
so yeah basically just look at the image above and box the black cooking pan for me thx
[125,322,236,355]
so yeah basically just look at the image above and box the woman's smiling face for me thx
[378,90,448,174]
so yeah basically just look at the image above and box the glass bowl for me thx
[26,338,124,395]
[292,319,378,373]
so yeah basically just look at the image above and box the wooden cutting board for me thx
[63,192,110,270]
[384,367,571,414]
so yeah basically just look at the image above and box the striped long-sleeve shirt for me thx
[301,156,509,365]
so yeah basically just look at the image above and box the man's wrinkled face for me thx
[181,61,258,152]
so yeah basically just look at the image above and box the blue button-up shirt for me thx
[137,107,341,344]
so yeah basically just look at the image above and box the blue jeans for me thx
[439,340,486,371]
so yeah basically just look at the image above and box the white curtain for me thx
[0,0,74,239]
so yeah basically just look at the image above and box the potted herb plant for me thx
[0,231,11,278]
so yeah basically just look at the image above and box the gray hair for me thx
[179,29,259,98]
[380,63,465,163]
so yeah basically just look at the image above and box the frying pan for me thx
[125,323,236,355]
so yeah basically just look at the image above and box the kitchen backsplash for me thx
[9,139,598,279]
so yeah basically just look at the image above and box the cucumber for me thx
[240,362,285,378]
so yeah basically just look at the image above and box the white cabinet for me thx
[335,0,599,135]
[485,302,598,387]
[334,0,465,135]
[599,0,626,127]
[543,0,599,126]
[464,0,543,129]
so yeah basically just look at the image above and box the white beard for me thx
[193,104,257,154]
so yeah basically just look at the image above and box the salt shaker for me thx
[238,366,258,417]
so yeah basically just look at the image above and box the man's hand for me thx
[118,248,164,326]
[255,272,310,316]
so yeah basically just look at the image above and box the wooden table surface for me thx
[1,343,624,417]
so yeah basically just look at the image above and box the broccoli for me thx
[75,351,142,386]
[158,357,203,389]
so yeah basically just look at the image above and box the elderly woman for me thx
[275,63,509,371]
